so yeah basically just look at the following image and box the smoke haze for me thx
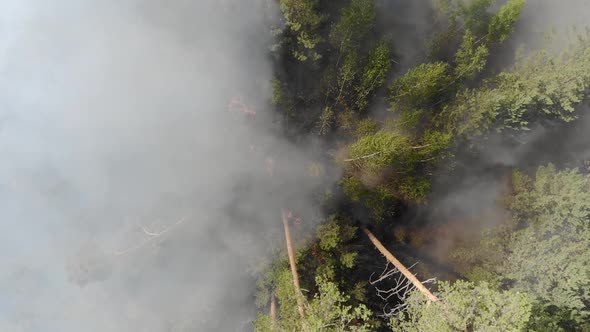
[0,1,328,331]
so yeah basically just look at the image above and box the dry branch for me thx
[362,227,439,303]
[344,144,432,163]
[114,217,187,257]
[343,151,381,162]
[370,261,436,317]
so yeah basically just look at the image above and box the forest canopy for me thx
[254,0,590,331]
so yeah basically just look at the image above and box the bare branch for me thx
[369,260,436,318]
[363,227,439,303]
[410,143,432,149]
[343,143,432,163]
[343,151,381,162]
[115,217,187,257]
[137,223,162,237]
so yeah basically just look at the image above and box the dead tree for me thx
[362,227,439,303]
[369,261,436,317]
[282,210,305,320]
[69,217,188,287]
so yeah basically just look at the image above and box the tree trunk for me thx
[282,210,305,319]
[362,227,439,303]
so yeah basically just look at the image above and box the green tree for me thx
[354,41,391,111]
[452,165,590,329]
[254,273,373,331]
[389,280,532,332]
[454,30,489,79]
[429,0,524,62]
[311,214,360,280]
[389,62,451,111]
[502,165,590,323]
[324,0,378,115]
[335,51,360,105]
[487,0,526,43]
[458,0,494,36]
[329,0,375,52]
[339,129,450,205]
[439,38,590,137]
[279,0,324,61]
[271,78,296,116]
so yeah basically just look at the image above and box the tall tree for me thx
[503,165,590,324]
[278,0,324,61]
[439,38,590,137]
[452,165,590,330]
[388,280,532,332]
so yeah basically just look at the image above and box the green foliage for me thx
[279,0,324,61]
[300,215,358,290]
[340,251,358,269]
[346,130,413,171]
[454,30,490,79]
[440,39,590,137]
[271,78,283,106]
[255,260,290,309]
[271,78,296,116]
[341,176,395,217]
[355,41,391,111]
[434,0,495,34]
[329,0,375,51]
[488,0,526,43]
[428,22,459,60]
[429,0,524,60]
[453,165,590,329]
[389,62,451,111]
[317,214,357,251]
[336,110,355,131]
[389,280,532,332]
[398,176,431,203]
[395,109,425,133]
[526,303,590,332]
[336,51,360,103]
[254,275,374,331]
[341,127,450,205]
[502,165,590,322]
[318,106,335,135]
[432,0,455,19]
[419,129,453,159]
[458,0,494,36]
[354,118,377,138]
[348,128,448,169]
[304,276,374,331]
[254,268,303,331]
[322,0,379,113]
[449,222,513,285]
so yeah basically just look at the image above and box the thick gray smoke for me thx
[0,1,328,331]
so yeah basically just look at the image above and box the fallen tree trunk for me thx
[362,227,439,303]
[282,210,305,319]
